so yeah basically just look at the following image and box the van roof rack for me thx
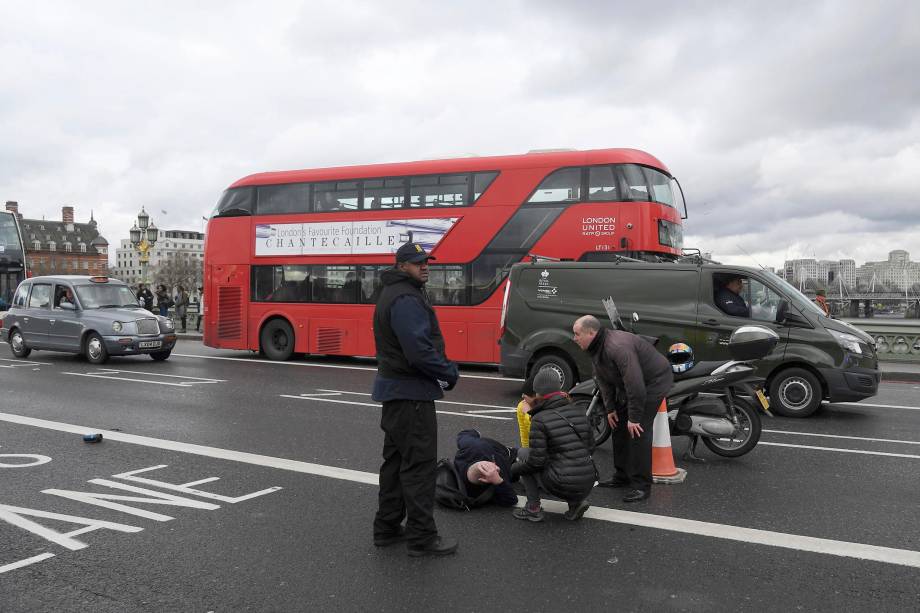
[678,248,721,265]
[528,253,561,263]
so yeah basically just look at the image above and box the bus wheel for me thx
[260,319,295,361]
[529,353,576,392]
[9,329,31,359]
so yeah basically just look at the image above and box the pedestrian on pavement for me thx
[573,314,673,503]
[175,286,189,332]
[155,284,172,317]
[137,284,154,312]
[196,286,204,332]
[371,241,460,557]
[814,288,830,316]
[511,367,594,522]
[452,429,518,508]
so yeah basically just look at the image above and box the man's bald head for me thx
[573,315,601,350]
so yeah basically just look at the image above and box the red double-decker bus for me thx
[203,148,686,362]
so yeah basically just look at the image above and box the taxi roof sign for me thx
[89,276,110,283]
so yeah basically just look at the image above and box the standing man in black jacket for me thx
[573,315,673,502]
[372,241,460,557]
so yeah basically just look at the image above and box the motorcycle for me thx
[569,302,778,459]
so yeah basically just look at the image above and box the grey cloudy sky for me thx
[1,1,918,268]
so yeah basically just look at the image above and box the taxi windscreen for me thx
[75,284,140,309]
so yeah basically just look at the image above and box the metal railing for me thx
[842,318,920,362]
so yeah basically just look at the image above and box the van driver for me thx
[715,276,750,317]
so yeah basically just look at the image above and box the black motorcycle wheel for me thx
[573,394,612,446]
[702,397,761,457]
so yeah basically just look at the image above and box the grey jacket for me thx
[587,328,673,423]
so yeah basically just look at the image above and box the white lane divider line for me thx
[0,410,918,570]
[0,553,57,574]
[281,394,513,421]
[62,370,224,388]
[760,441,920,460]
[831,402,920,411]
[0,358,52,368]
[764,429,920,446]
[316,388,515,411]
[171,353,521,382]
[90,369,225,383]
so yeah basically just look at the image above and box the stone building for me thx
[4,201,108,277]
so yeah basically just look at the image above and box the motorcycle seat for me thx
[673,361,724,381]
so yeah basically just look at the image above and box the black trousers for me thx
[610,385,669,492]
[373,399,438,547]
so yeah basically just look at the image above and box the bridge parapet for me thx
[842,318,920,362]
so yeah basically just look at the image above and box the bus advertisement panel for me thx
[203,148,687,363]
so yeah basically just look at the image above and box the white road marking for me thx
[760,441,920,460]
[92,369,225,382]
[171,352,520,381]
[317,388,514,410]
[1,410,918,570]
[62,370,224,388]
[280,394,513,421]
[832,401,920,411]
[0,357,52,368]
[0,553,56,574]
[764,429,920,446]
[62,372,195,388]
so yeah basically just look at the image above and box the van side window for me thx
[749,279,783,322]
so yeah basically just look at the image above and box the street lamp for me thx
[129,208,158,285]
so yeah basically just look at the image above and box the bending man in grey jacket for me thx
[573,315,673,502]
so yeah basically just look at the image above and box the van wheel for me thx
[260,319,294,361]
[769,368,822,417]
[85,333,109,365]
[529,353,576,392]
[9,329,31,358]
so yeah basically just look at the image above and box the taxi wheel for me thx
[9,329,31,358]
[150,349,171,361]
[85,332,110,365]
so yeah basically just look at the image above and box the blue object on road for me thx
[82,433,103,443]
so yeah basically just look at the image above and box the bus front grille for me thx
[217,286,242,340]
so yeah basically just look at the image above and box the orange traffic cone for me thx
[651,399,687,484]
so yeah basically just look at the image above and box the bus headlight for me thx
[830,329,862,354]
[112,321,123,333]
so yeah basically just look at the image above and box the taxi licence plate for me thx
[755,389,770,410]
[138,340,162,349]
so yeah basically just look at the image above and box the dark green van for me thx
[499,260,880,417]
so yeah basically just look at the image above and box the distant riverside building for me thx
[783,257,857,289]
[114,228,204,285]
[5,201,109,276]
[857,251,920,291]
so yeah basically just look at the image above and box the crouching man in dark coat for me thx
[573,314,673,503]
[511,368,595,522]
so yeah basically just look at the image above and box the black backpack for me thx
[435,458,495,510]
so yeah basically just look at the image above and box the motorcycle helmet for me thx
[668,342,695,374]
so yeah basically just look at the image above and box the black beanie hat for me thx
[523,367,564,396]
